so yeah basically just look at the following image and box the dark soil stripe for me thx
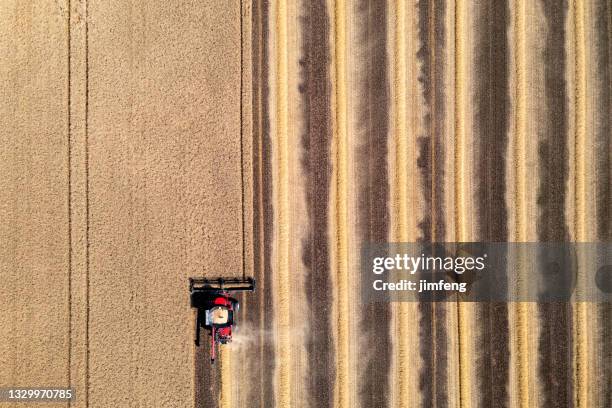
[474,1,511,407]
[476,2,510,242]
[195,342,221,408]
[417,0,446,244]
[298,1,335,407]
[417,301,449,408]
[537,6,570,243]
[416,0,448,406]
[595,1,611,405]
[537,2,573,407]
[241,1,275,407]
[356,1,391,407]
[537,302,574,408]
[477,303,510,406]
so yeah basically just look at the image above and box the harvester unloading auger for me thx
[190,277,255,363]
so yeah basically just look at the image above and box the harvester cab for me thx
[190,277,255,363]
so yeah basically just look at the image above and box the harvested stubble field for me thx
[0,0,610,407]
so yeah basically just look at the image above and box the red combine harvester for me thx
[190,277,255,363]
